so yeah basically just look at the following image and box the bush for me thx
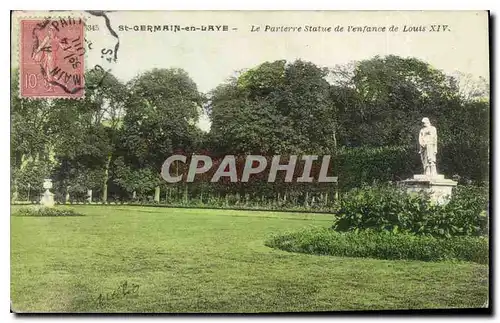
[443,185,489,236]
[265,227,488,264]
[13,206,84,217]
[333,184,489,238]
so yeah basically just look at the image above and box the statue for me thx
[400,117,457,205]
[418,117,437,177]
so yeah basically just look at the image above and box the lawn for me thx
[11,206,489,313]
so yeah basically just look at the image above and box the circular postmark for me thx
[83,10,121,91]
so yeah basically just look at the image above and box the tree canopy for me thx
[10,55,490,202]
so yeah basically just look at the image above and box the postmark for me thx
[20,17,85,98]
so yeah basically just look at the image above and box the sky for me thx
[12,10,490,131]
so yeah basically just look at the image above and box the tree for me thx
[118,68,204,199]
[328,55,489,182]
[329,55,462,147]
[450,71,489,103]
[207,60,338,203]
[11,69,54,199]
[208,59,336,155]
[49,71,127,201]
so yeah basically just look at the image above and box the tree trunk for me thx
[65,186,70,204]
[154,186,160,203]
[183,184,188,203]
[102,153,112,202]
[332,125,338,153]
[12,178,18,202]
[12,153,27,202]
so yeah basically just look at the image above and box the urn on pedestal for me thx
[40,178,55,208]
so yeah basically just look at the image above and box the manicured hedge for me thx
[265,227,488,264]
[334,146,418,191]
[334,143,488,191]
[13,143,487,205]
[12,206,84,217]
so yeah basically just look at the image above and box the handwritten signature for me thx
[95,280,140,307]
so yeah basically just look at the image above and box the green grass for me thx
[11,206,489,313]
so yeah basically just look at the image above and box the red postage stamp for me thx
[19,18,85,98]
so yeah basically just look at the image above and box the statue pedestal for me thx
[40,189,55,208]
[41,179,55,208]
[400,174,458,205]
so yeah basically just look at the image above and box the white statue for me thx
[418,117,438,177]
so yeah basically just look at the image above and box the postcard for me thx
[10,10,490,314]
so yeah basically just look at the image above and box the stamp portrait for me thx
[19,17,85,98]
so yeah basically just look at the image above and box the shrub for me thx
[265,227,488,264]
[333,184,489,238]
[443,185,489,236]
[13,206,84,217]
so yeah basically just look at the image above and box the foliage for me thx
[112,157,160,196]
[13,206,84,217]
[334,146,419,190]
[49,72,127,202]
[11,56,489,205]
[266,226,488,264]
[443,185,489,236]
[333,143,488,191]
[12,159,54,200]
[332,184,489,238]
[437,100,489,183]
[208,59,336,155]
[329,55,462,147]
[122,68,203,169]
[10,69,52,168]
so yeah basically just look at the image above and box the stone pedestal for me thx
[87,189,93,203]
[41,191,55,207]
[41,179,55,208]
[400,174,458,205]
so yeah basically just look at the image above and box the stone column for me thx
[154,186,160,203]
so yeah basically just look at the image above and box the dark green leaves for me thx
[332,184,489,238]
